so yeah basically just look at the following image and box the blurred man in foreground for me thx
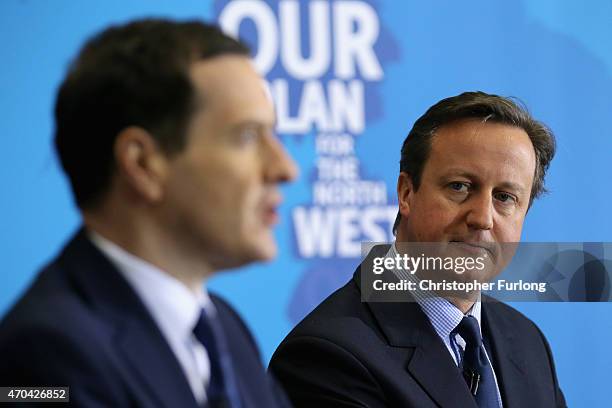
[270,92,566,407]
[0,19,296,407]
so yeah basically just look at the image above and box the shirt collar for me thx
[389,242,482,339]
[88,230,213,338]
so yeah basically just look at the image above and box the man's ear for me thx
[397,172,414,218]
[113,126,169,203]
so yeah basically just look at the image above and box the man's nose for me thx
[466,193,494,231]
[263,135,299,183]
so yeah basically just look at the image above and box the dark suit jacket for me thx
[0,229,289,408]
[270,248,566,408]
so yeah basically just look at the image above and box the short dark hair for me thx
[393,91,556,234]
[54,19,249,209]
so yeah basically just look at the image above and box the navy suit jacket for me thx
[0,229,289,408]
[270,247,566,408]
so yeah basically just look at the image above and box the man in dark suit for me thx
[0,19,297,407]
[270,92,566,407]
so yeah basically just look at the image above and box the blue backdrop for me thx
[1,1,611,406]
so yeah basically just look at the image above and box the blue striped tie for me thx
[453,316,499,407]
[192,309,241,408]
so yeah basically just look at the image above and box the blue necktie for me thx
[192,309,241,408]
[453,316,499,408]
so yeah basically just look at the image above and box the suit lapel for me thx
[212,296,273,408]
[59,228,199,408]
[117,320,199,408]
[366,300,478,408]
[354,249,478,408]
[482,301,531,408]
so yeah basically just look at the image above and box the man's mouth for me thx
[262,195,283,226]
[449,241,497,259]
[263,206,279,225]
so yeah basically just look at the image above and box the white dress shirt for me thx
[89,231,212,405]
[388,242,503,407]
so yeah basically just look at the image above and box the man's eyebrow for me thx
[496,181,527,194]
[439,169,479,181]
[229,120,274,133]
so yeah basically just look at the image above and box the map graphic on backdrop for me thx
[215,0,400,322]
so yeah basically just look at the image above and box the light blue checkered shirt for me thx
[388,243,503,407]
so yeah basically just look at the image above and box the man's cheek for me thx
[424,201,453,222]
[504,223,525,243]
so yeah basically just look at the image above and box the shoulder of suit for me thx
[279,277,377,346]
[0,257,113,349]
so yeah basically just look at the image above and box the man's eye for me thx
[495,192,516,203]
[237,128,260,144]
[449,182,468,193]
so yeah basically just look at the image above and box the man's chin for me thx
[254,244,277,263]
[247,234,278,263]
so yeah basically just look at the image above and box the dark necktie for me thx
[453,316,499,408]
[192,309,241,408]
